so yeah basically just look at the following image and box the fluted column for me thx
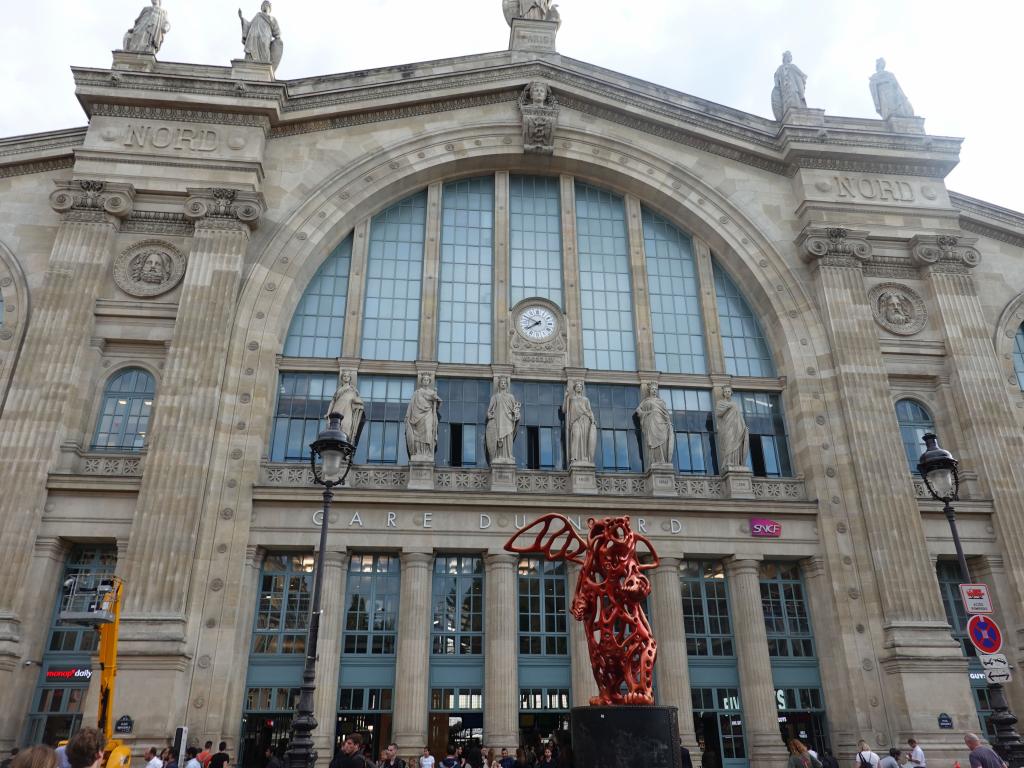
[0,181,134,639]
[314,552,348,766]
[393,551,433,754]
[650,558,697,749]
[484,553,519,750]
[724,557,787,768]
[121,188,265,621]
[567,563,596,707]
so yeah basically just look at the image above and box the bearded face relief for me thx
[114,240,185,298]
[880,292,911,325]
[136,250,172,285]
[868,282,927,336]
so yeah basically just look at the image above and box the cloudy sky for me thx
[2,0,1022,211]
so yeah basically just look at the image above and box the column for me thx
[625,195,656,371]
[724,557,787,768]
[693,238,726,375]
[567,563,596,707]
[121,189,266,621]
[0,181,133,646]
[313,552,348,766]
[559,176,583,368]
[418,183,443,361]
[493,173,511,365]
[484,553,519,750]
[650,558,697,750]
[341,218,371,359]
[392,551,433,754]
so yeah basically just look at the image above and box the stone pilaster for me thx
[314,551,348,765]
[393,551,433,754]
[484,553,519,750]
[693,238,726,375]
[724,557,787,768]
[341,218,371,359]
[649,558,697,750]
[0,181,133,651]
[559,176,583,368]
[625,195,655,371]
[493,173,511,365]
[567,563,597,707]
[418,183,443,361]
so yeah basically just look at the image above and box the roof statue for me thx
[122,0,170,55]
[503,0,561,27]
[239,2,283,70]
[771,50,808,121]
[870,58,915,119]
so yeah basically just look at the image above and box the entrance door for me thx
[778,711,828,753]
[239,713,294,768]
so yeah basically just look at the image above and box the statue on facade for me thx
[869,58,914,120]
[715,386,749,470]
[771,50,808,121]
[122,0,170,55]
[563,379,597,465]
[405,373,441,461]
[327,371,365,443]
[239,2,283,69]
[503,0,561,26]
[519,82,559,155]
[485,376,521,464]
[635,382,674,468]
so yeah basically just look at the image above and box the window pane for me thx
[512,381,565,470]
[283,236,353,358]
[437,379,490,468]
[510,175,563,308]
[91,369,156,451]
[714,262,774,377]
[589,384,642,473]
[352,376,416,465]
[895,398,935,473]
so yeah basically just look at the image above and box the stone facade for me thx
[1,18,1024,768]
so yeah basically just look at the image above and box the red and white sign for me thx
[960,583,993,615]
[46,668,92,681]
[751,518,782,538]
[967,615,1004,656]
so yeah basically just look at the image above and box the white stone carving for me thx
[870,58,914,120]
[519,82,558,155]
[435,470,490,491]
[113,240,186,298]
[563,378,597,465]
[327,370,364,442]
[405,373,441,461]
[771,51,808,120]
[123,0,171,55]
[797,226,873,265]
[868,282,927,336]
[239,2,283,69]
[485,375,520,464]
[635,381,674,469]
[503,0,561,26]
[715,385,749,469]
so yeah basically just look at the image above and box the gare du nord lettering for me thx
[121,123,221,152]
[833,175,916,202]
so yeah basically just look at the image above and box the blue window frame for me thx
[895,399,935,473]
[692,687,746,761]
[92,368,155,451]
[354,376,416,466]
[343,554,400,655]
[362,192,427,361]
[251,554,314,655]
[1014,325,1024,390]
[759,562,814,658]
[590,384,642,473]
[283,235,353,358]
[643,207,706,374]
[512,381,565,471]
[680,561,735,657]
[510,175,563,308]
[662,388,715,475]
[517,558,568,656]
[714,262,774,377]
[270,373,336,462]
[575,183,636,371]
[439,177,494,364]
[735,391,791,477]
[431,556,484,656]
[437,378,490,468]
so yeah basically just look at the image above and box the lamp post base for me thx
[570,706,681,768]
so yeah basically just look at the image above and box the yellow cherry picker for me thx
[60,576,131,768]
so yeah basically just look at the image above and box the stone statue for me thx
[715,386,749,470]
[485,376,521,463]
[771,51,807,121]
[239,2,283,69]
[503,0,561,26]
[130,250,172,286]
[869,58,914,119]
[405,374,442,461]
[327,371,365,442]
[519,82,559,155]
[122,0,170,55]
[563,379,597,466]
[635,382,674,468]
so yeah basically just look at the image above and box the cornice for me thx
[91,103,271,133]
[950,191,1024,249]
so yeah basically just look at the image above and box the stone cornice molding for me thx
[801,555,827,579]
[184,187,266,230]
[910,234,981,270]
[950,192,1024,249]
[91,103,271,133]
[796,225,873,266]
[49,180,135,222]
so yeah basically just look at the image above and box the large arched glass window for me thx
[895,398,935,472]
[1014,324,1024,390]
[283,235,353,358]
[510,175,562,307]
[714,263,774,377]
[92,368,155,451]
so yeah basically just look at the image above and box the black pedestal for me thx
[570,705,681,768]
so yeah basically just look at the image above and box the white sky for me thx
[2,0,1022,212]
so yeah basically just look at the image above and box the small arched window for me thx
[1013,324,1024,390]
[895,398,935,472]
[92,368,156,451]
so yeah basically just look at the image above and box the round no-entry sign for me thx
[967,615,1003,655]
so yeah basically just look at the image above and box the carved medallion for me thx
[868,282,927,336]
[113,240,185,298]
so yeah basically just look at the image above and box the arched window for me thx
[895,398,935,472]
[282,235,353,358]
[1014,324,1024,390]
[92,368,155,451]
[714,263,775,377]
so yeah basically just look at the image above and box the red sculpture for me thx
[505,513,659,705]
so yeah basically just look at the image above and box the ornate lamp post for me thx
[918,433,1024,766]
[285,412,356,768]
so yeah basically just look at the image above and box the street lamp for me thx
[285,412,356,768]
[918,434,1024,767]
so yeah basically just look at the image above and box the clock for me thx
[517,305,557,341]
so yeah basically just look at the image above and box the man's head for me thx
[965,734,981,750]
[386,745,398,761]
[204,744,213,752]
[342,736,363,756]
[144,749,157,761]
[186,749,199,760]
[218,745,226,754]
[907,740,917,749]
[543,749,552,760]
[422,747,430,756]
[263,748,273,759]
[501,750,509,759]
[65,728,104,768]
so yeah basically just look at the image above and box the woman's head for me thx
[13,746,58,768]
[858,741,870,752]
[787,740,807,756]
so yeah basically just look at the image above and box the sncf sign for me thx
[751,518,782,538]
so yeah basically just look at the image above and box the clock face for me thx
[518,306,557,340]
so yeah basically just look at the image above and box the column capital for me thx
[50,180,135,222]
[724,555,763,577]
[33,537,67,562]
[245,544,266,569]
[802,556,827,580]
[484,552,519,570]
[401,550,434,569]
[911,233,981,271]
[184,187,266,230]
[796,225,872,267]
[319,550,349,569]
[655,556,683,571]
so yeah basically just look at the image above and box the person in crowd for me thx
[65,728,104,768]
[184,747,201,768]
[511,750,529,768]
[209,742,229,768]
[164,747,178,768]
[879,749,901,768]
[1,748,20,768]
[330,735,374,768]
[12,747,57,768]
[679,742,693,768]
[264,747,283,768]
[419,746,435,768]
[907,740,926,768]
[536,749,555,768]
[787,740,822,768]
[496,749,514,768]
[440,747,458,768]
[855,741,880,768]
[821,749,840,768]
[964,733,1006,768]
[144,747,163,768]
[197,743,214,768]
[380,744,406,768]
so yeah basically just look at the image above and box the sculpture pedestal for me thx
[647,463,677,497]
[885,115,926,134]
[571,705,681,768]
[490,458,517,493]
[407,459,434,491]
[722,465,755,500]
[569,462,597,495]
[112,50,157,72]
[509,18,559,53]
[231,58,275,82]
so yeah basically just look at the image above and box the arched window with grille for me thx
[895,398,935,472]
[92,368,156,451]
[1013,324,1024,390]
